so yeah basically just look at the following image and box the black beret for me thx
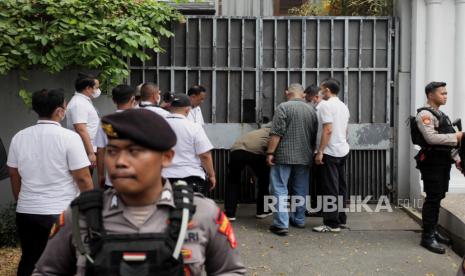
[170,93,191,107]
[101,109,177,151]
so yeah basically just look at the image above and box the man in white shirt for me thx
[313,78,350,233]
[162,93,216,195]
[7,89,93,276]
[137,82,170,117]
[96,85,136,189]
[66,73,101,171]
[187,85,207,125]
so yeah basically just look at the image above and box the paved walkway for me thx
[232,204,462,276]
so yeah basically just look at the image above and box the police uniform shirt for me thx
[138,101,170,117]
[7,120,90,215]
[187,106,205,126]
[416,104,459,161]
[230,128,271,155]
[32,181,246,276]
[66,92,100,152]
[162,113,213,179]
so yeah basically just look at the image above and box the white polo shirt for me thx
[66,92,100,152]
[94,109,125,188]
[138,101,170,117]
[162,113,213,179]
[319,96,350,157]
[315,100,327,151]
[7,120,90,215]
[187,106,205,125]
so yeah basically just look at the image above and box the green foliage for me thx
[0,203,18,247]
[289,0,394,16]
[0,0,182,90]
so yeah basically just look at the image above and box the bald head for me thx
[286,83,305,100]
[140,83,160,103]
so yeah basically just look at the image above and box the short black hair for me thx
[187,85,206,96]
[304,84,320,97]
[320,78,340,95]
[32,88,65,118]
[162,91,175,103]
[75,72,96,92]
[140,82,159,101]
[425,82,446,96]
[112,85,135,104]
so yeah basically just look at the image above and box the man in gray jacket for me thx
[266,83,318,236]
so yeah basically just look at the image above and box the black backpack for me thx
[409,107,441,147]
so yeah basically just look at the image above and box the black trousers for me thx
[309,163,323,210]
[16,212,58,276]
[419,165,451,232]
[321,154,348,228]
[168,176,208,196]
[225,150,270,217]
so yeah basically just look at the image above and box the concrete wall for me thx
[0,70,116,206]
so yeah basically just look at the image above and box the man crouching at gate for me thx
[33,109,246,276]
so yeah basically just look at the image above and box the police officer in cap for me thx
[33,109,246,275]
[414,81,463,254]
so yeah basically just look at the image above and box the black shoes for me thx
[434,230,452,245]
[269,225,289,236]
[421,232,446,254]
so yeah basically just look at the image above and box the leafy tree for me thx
[289,0,394,16]
[0,0,183,93]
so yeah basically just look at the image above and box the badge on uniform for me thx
[215,209,237,249]
[111,195,118,209]
[49,212,65,238]
[161,190,172,201]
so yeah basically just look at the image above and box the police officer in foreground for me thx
[413,81,463,254]
[33,109,246,275]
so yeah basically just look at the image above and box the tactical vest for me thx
[71,181,196,276]
[410,107,456,150]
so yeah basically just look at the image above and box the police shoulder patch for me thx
[215,208,237,249]
[49,212,65,238]
[421,114,431,125]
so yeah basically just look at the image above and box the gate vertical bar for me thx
[212,17,218,123]
[170,22,175,91]
[358,19,363,123]
[316,19,320,84]
[241,19,245,122]
[185,17,189,93]
[227,18,231,123]
[287,19,290,87]
[344,18,349,104]
[330,19,334,77]
[274,19,278,109]
[257,18,263,123]
[372,19,377,123]
[302,19,307,88]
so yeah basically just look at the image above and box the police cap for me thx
[101,109,177,151]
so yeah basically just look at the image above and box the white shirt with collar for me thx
[66,92,100,152]
[7,120,90,215]
[186,106,205,125]
[315,100,328,151]
[138,101,170,117]
[318,96,350,157]
[162,113,213,179]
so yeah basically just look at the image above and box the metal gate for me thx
[128,16,396,202]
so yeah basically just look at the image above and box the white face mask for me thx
[156,95,161,105]
[91,88,101,99]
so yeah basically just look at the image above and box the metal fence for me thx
[128,16,396,202]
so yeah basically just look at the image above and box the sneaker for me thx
[269,225,289,236]
[312,225,341,233]
[255,212,272,219]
